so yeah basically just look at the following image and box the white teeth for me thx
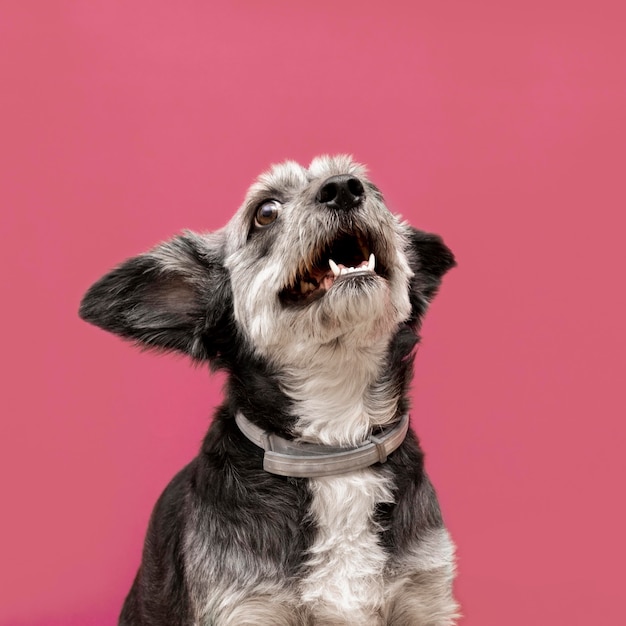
[328,253,377,278]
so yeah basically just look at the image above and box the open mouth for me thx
[279,231,387,306]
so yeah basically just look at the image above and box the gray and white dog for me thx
[80,155,458,625]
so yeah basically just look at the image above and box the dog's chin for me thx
[295,273,399,343]
[239,273,401,359]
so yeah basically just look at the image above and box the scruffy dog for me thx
[80,155,458,625]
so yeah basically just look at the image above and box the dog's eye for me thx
[254,200,280,227]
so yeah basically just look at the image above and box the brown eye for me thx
[254,200,280,227]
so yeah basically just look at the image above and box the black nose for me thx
[316,175,365,211]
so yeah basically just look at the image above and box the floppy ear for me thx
[79,231,232,361]
[405,227,456,325]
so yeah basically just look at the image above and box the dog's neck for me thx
[276,336,402,447]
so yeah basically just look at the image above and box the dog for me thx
[80,155,458,625]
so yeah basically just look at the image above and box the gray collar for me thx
[234,412,410,478]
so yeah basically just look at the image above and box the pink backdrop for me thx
[2,1,625,624]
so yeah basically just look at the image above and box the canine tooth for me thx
[329,259,340,277]
[368,253,375,271]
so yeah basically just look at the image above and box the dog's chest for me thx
[300,469,394,622]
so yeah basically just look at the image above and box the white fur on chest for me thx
[300,469,394,623]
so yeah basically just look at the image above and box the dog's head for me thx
[80,155,455,370]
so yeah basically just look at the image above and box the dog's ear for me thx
[79,231,231,361]
[405,227,456,325]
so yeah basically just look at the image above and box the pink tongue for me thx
[320,273,335,290]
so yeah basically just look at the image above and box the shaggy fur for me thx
[80,155,458,625]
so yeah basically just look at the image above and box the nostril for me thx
[317,181,338,204]
[347,177,364,198]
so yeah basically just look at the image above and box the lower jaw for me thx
[280,273,380,308]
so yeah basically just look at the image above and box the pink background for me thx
[2,1,625,624]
